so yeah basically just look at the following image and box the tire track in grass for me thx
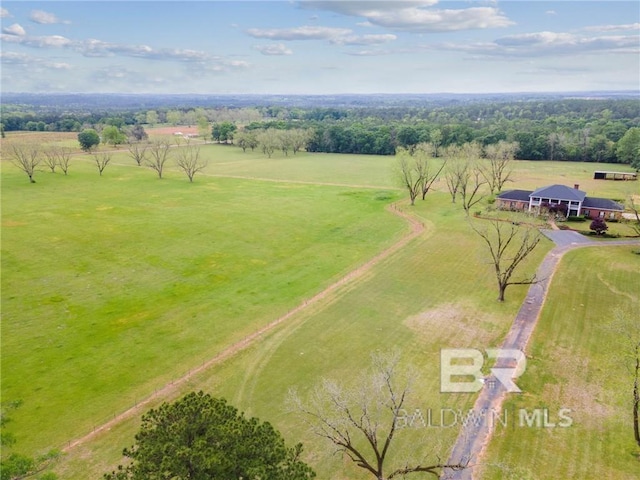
[62,203,424,452]
[444,236,640,480]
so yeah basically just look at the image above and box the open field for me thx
[1,157,405,454]
[1,130,638,478]
[480,246,640,479]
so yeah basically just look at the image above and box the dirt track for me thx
[62,202,424,452]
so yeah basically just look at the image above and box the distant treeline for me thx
[2,98,639,163]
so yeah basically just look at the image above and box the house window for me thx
[599,211,605,218]
[583,209,590,217]
[609,212,616,220]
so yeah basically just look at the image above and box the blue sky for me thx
[1,1,638,94]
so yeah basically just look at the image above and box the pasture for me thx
[481,247,640,479]
[1,131,638,478]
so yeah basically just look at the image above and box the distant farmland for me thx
[1,133,638,479]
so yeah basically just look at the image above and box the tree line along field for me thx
[1,130,639,479]
[3,96,640,164]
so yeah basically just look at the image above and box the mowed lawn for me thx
[1,157,406,455]
[480,247,640,480]
[52,191,554,479]
[2,131,638,478]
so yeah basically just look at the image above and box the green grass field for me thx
[1,155,406,454]
[1,131,639,478]
[480,247,640,480]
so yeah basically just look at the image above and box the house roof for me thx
[530,184,587,202]
[497,189,533,202]
[582,197,625,211]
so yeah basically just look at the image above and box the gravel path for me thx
[444,235,640,479]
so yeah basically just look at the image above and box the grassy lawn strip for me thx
[3,133,637,478]
[52,193,553,479]
[1,160,405,454]
[480,246,640,479]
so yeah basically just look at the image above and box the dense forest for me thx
[2,95,639,165]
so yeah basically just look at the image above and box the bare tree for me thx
[92,152,112,176]
[176,145,207,182]
[446,143,487,215]
[275,130,292,156]
[56,147,73,175]
[481,141,518,194]
[288,352,467,479]
[127,143,148,167]
[42,148,58,173]
[396,148,424,206]
[627,194,640,237]
[8,144,40,183]
[414,143,447,200]
[146,141,171,179]
[470,218,542,302]
[443,146,464,203]
[290,128,311,154]
[257,129,278,158]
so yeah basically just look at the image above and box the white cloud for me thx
[1,8,11,18]
[224,60,250,68]
[545,10,557,16]
[255,43,293,55]
[331,33,397,46]
[47,61,72,70]
[345,49,396,56]
[246,25,396,47]
[302,1,513,33]
[0,31,248,72]
[1,33,72,48]
[436,31,640,57]
[30,10,70,25]
[583,23,640,33]
[0,51,71,70]
[365,7,513,33]
[1,51,30,64]
[2,23,26,36]
[246,25,352,41]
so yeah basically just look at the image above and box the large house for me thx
[496,184,625,220]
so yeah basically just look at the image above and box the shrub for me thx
[590,218,608,235]
[567,216,586,222]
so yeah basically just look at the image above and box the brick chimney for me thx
[574,184,580,190]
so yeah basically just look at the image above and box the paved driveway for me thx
[540,229,595,247]
[445,231,640,479]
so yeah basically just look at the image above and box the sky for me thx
[1,1,639,94]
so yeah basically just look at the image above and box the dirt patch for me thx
[404,303,499,347]
[146,126,199,136]
[542,382,611,428]
[543,348,612,427]
[2,220,27,227]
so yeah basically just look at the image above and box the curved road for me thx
[444,231,640,479]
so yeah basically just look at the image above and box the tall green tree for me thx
[616,127,640,169]
[212,121,237,143]
[104,391,315,480]
[78,129,100,152]
[102,125,126,146]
